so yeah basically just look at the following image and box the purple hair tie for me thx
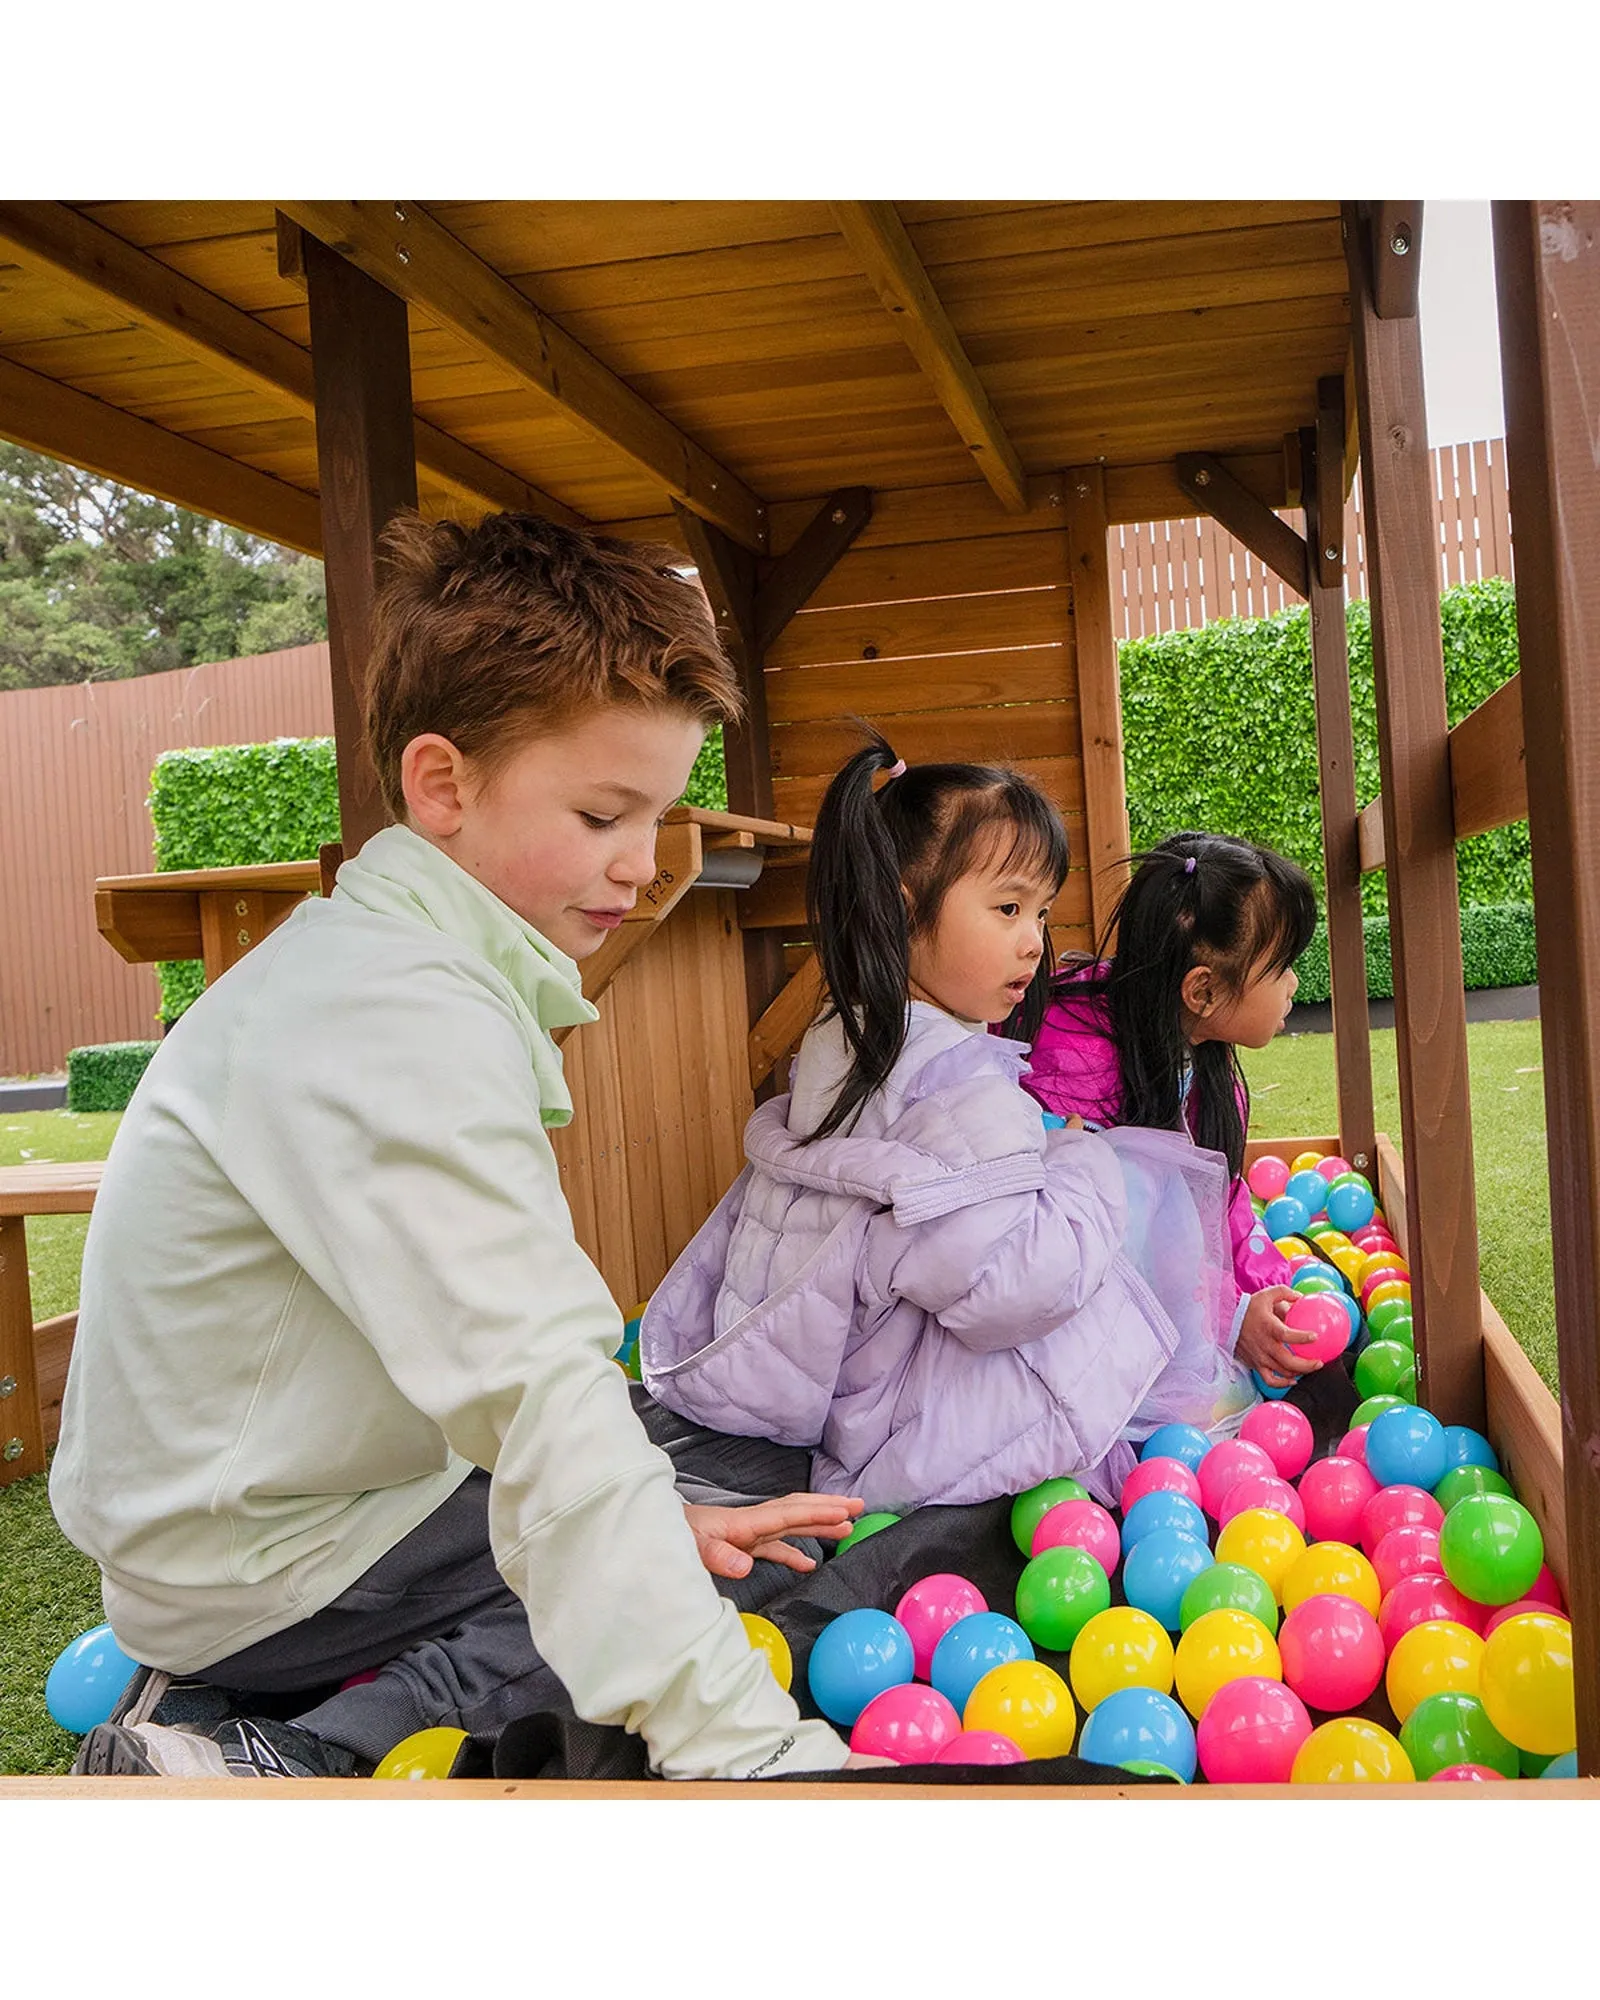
[1184,856,1197,875]
[886,758,907,779]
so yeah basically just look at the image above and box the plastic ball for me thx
[1525,1564,1566,1614]
[1359,1248,1410,1285]
[1279,1592,1386,1712]
[1197,1675,1313,1784]
[1399,1691,1518,1780]
[1262,1195,1312,1240]
[1031,1497,1120,1572]
[1365,1280,1413,1317]
[1285,1169,1330,1213]
[1324,1181,1375,1233]
[1371,1525,1443,1599]
[1292,1717,1414,1784]
[963,1660,1077,1759]
[1298,1456,1379,1545]
[1366,1300,1414,1342]
[372,1726,470,1781]
[1120,1759,1186,1782]
[1430,1763,1508,1782]
[1328,1244,1369,1289]
[1360,1483,1444,1555]
[1327,1168,1373,1195]
[1338,1426,1370,1464]
[1282,1541,1381,1617]
[836,1511,901,1553]
[1291,1266,1343,1299]
[1385,1619,1485,1723]
[1379,1573,1489,1650]
[1247,1154,1291,1201]
[1173,1609,1281,1720]
[1537,1751,1580,1780]
[1483,1597,1567,1640]
[1355,1340,1415,1403]
[1315,1156,1353,1182]
[1180,1561,1279,1636]
[1274,1237,1315,1262]
[1196,1438,1277,1519]
[1139,1423,1213,1472]
[1434,1465,1514,1510]
[1120,1455,1202,1514]
[1290,1150,1328,1175]
[44,1625,141,1735]
[894,1574,989,1681]
[1013,1545,1111,1652]
[1350,1393,1409,1432]
[850,1682,961,1763]
[1215,1508,1307,1601]
[932,1730,1025,1766]
[1439,1494,1545,1606]
[1079,1685,1197,1783]
[1121,1489,1207,1552]
[1252,1372,1292,1402]
[739,1612,794,1692]
[929,1612,1033,1717]
[1010,1476,1088,1557]
[1218,1474,1307,1535]
[1365,1407,1448,1492]
[1282,1293,1350,1366]
[1443,1425,1500,1475]
[808,1608,916,1725]
[1479,1612,1576,1757]
[1068,1606,1175,1712]
[1121,1529,1214,1633]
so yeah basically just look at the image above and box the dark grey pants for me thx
[197,1389,818,1765]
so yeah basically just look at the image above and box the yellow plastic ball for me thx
[372,1726,470,1781]
[1273,1236,1314,1260]
[739,1611,793,1693]
[1366,1279,1413,1314]
[1173,1608,1281,1720]
[1214,1508,1307,1603]
[964,1660,1077,1759]
[1068,1605,1175,1712]
[1479,1612,1576,1757]
[1291,1151,1326,1174]
[1291,1717,1414,1784]
[1282,1541,1382,1617]
[1384,1618,1484,1723]
[1360,1251,1410,1285]
[1328,1245,1367,1287]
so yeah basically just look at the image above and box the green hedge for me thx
[148,737,341,1022]
[67,1041,159,1112]
[1290,902,1538,1005]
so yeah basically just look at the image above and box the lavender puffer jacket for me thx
[640,1005,1252,1515]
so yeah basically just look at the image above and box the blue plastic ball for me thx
[1365,1405,1449,1491]
[929,1612,1034,1717]
[1327,1289,1364,1343]
[1139,1424,1212,1473]
[45,1623,139,1735]
[1121,1489,1208,1552]
[805,1608,914,1726]
[1285,1170,1330,1216]
[1251,1370,1291,1401]
[1122,1528,1214,1632]
[1262,1196,1311,1240]
[1539,1751,1579,1780]
[1079,1686,1198,1783]
[1443,1424,1501,1475]
[1291,1261,1345,1297]
[1325,1180,1377,1233]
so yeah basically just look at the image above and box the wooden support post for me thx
[0,1216,45,1483]
[302,230,419,857]
[1302,407,1376,1175]
[1492,197,1600,1773]
[1063,466,1130,941]
[1346,201,1484,1429]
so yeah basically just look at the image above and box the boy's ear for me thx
[1180,963,1215,1018]
[401,734,470,837]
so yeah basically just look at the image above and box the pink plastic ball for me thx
[1352,1228,1399,1255]
[1283,1293,1350,1366]
[849,1682,961,1764]
[1371,1525,1444,1599]
[1120,1456,1203,1515]
[1338,1426,1371,1465]
[1248,1155,1291,1202]
[1196,1675,1313,1784]
[1378,1573,1490,1651]
[894,1574,990,1682]
[1196,1438,1277,1519]
[1483,1596,1571,1640]
[1361,1265,1411,1306]
[1430,1764,1507,1782]
[1298,1456,1380,1544]
[1218,1474,1308,1535]
[931,1729,1026,1766]
[1032,1498,1120,1574]
[1525,1564,1566,1614]
[1315,1157,1353,1182]
[1360,1484,1444,1556]
[1278,1592,1386,1711]
[1240,1401,1315,1482]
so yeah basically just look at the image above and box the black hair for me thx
[1057,831,1317,1179]
[802,728,1072,1140]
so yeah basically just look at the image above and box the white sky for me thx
[1418,202,1507,447]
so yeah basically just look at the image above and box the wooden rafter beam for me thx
[829,201,1029,514]
[278,201,768,554]
[1176,450,1310,597]
[0,350,320,554]
[0,201,579,528]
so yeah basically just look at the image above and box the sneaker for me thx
[72,1715,364,1780]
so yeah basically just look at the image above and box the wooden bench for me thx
[0,1162,103,1485]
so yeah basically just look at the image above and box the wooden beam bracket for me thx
[752,488,873,657]
[1176,451,1309,597]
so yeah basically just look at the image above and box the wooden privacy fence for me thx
[1113,435,1513,639]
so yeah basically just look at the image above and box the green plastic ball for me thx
[836,1510,901,1553]
[1397,1362,1417,1402]
[1014,1544,1112,1651]
[1292,1270,1343,1299]
[1354,1339,1415,1401]
[1434,1464,1515,1511]
[1328,1171,1374,1196]
[1177,1560,1279,1636]
[1400,1691,1519,1779]
[1010,1476,1089,1557]
[1438,1493,1544,1605]
[1368,1301,1414,1342]
[1120,1759,1185,1783]
[1350,1392,1408,1431]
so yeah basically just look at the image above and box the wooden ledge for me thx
[0,1160,104,1217]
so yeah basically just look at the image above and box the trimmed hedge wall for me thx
[1290,902,1539,1006]
[67,1041,159,1112]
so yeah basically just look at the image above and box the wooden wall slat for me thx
[772,755,1086,834]
[771,701,1078,777]
[766,648,1070,725]
[766,587,1065,671]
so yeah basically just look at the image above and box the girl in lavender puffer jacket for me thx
[640,742,1255,1516]
[1019,831,1323,1392]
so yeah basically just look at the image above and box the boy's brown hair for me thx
[365,511,744,820]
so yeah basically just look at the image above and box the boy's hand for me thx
[685,1493,866,1579]
[1236,1285,1320,1390]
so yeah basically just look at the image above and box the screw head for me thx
[1324,546,1339,562]
[0,1376,15,1397]
[831,508,846,525]
[2,1439,23,1463]
[1390,232,1411,256]
[394,204,408,223]
[396,245,410,265]
[1194,467,1211,486]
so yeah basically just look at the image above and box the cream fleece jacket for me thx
[50,824,847,1780]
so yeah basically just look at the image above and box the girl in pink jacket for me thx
[1015,831,1322,1391]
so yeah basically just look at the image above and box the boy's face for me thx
[404,704,707,959]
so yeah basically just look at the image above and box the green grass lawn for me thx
[0,1037,1561,1774]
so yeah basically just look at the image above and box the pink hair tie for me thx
[1184,856,1197,875]
[886,758,907,779]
